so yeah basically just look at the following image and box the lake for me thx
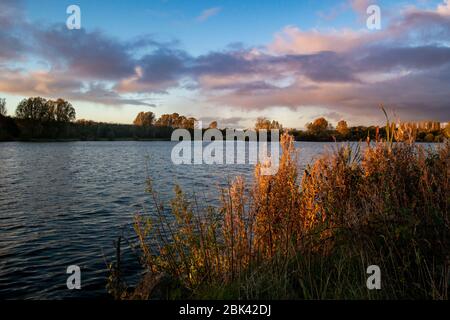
[0,140,406,299]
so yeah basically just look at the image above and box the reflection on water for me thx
[0,140,370,299]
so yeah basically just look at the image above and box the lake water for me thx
[0,140,388,299]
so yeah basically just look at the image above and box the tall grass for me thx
[109,128,449,300]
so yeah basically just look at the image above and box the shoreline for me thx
[0,138,445,143]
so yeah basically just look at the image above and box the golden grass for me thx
[109,129,449,300]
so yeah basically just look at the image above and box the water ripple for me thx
[0,140,362,299]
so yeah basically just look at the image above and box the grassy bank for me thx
[108,132,449,300]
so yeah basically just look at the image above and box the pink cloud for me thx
[268,26,374,55]
[1,0,449,123]
[196,7,222,22]
[437,0,450,15]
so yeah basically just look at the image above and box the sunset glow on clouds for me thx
[0,0,449,128]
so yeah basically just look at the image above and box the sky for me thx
[0,0,449,128]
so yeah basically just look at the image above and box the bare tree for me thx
[0,98,7,116]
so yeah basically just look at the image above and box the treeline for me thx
[0,97,448,142]
[0,97,78,140]
[288,117,448,142]
[0,98,188,141]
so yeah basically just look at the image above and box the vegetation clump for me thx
[109,125,449,300]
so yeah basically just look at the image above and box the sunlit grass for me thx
[109,121,449,300]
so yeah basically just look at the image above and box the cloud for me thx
[0,1,185,106]
[191,1,450,123]
[268,26,370,55]
[0,0,27,61]
[0,32,27,61]
[0,69,82,97]
[33,26,135,80]
[437,0,450,15]
[69,83,156,107]
[0,68,155,107]
[198,116,247,129]
[317,2,349,21]
[196,7,222,22]
[116,47,189,93]
[0,0,24,28]
[349,0,375,16]
[0,0,449,123]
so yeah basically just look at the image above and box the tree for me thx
[336,120,350,137]
[53,98,76,122]
[155,113,176,127]
[16,97,48,120]
[255,117,270,130]
[134,111,155,126]
[424,133,435,142]
[155,113,196,129]
[15,97,75,122]
[0,98,7,117]
[255,117,283,130]
[182,117,197,129]
[306,117,329,135]
[208,121,218,129]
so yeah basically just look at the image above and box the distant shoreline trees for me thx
[155,113,197,129]
[0,96,448,142]
[336,120,350,138]
[133,112,155,127]
[15,97,76,122]
[306,117,331,135]
[255,117,283,131]
[0,98,7,117]
[208,121,218,129]
[1,97,77,140]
